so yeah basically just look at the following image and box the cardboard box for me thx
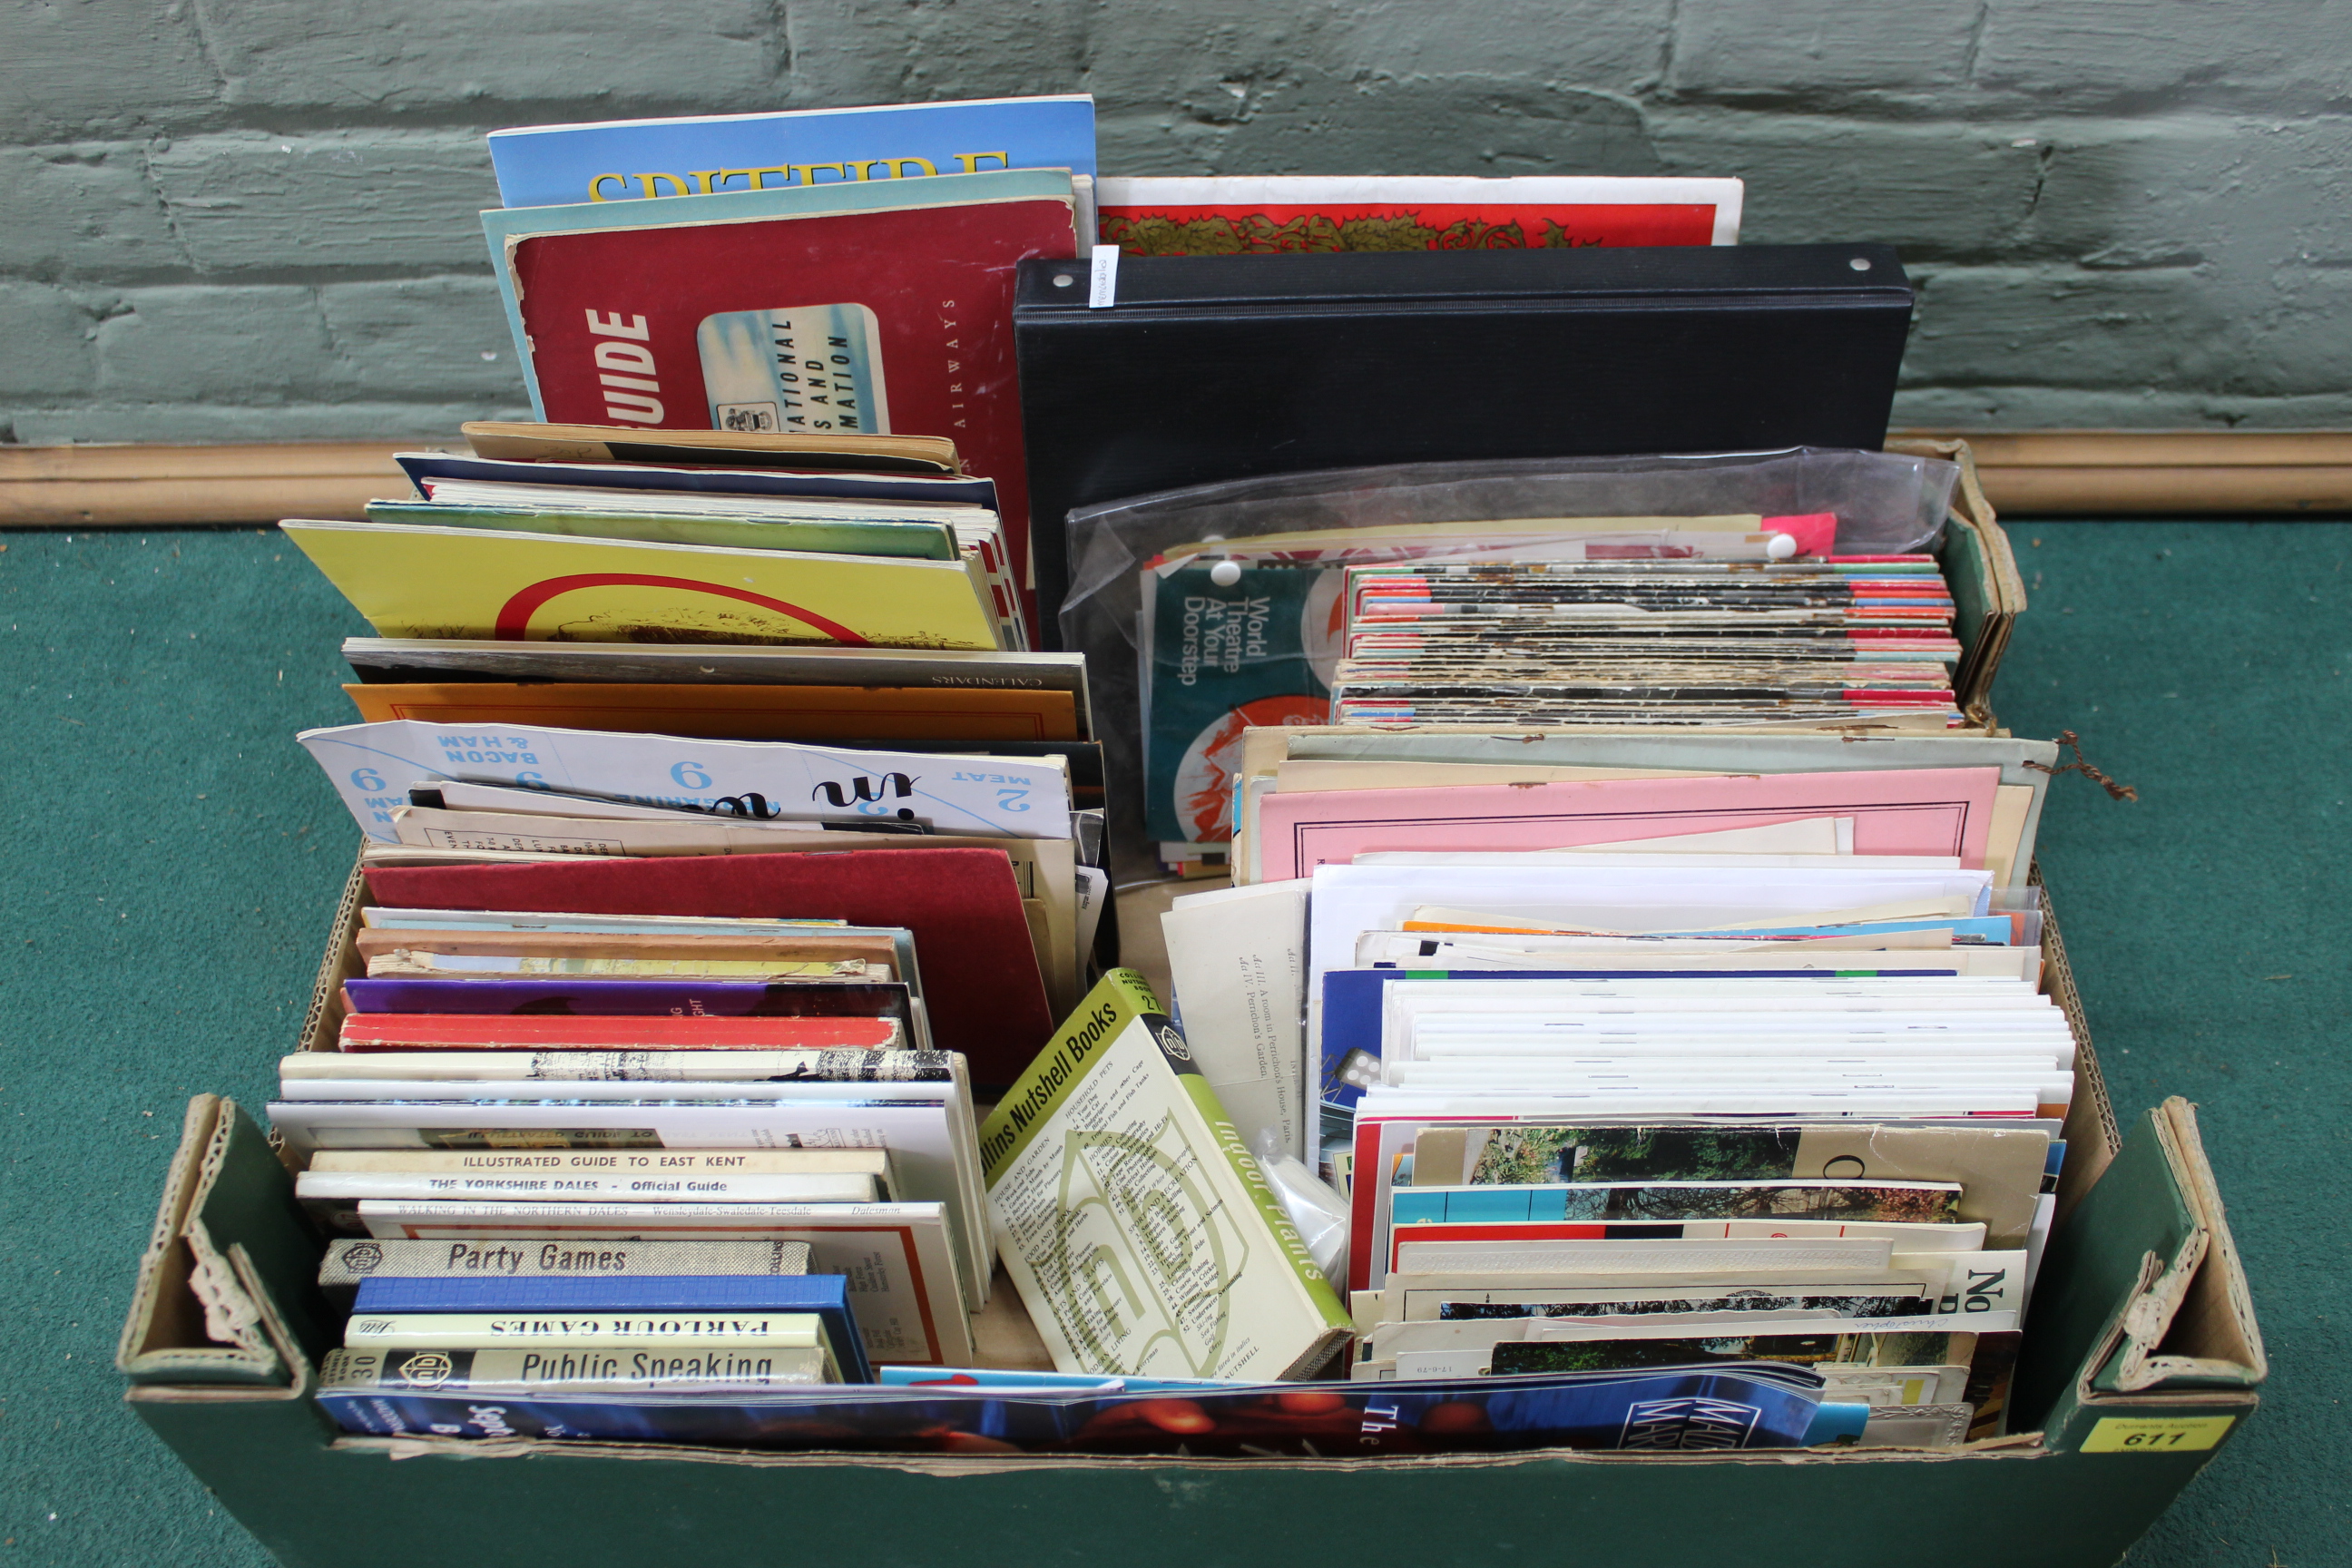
[1891,435,2024,719]
[121,870,2261,1568]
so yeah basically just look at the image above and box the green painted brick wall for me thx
[4,0,2348,443]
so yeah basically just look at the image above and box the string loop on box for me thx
[2026,730,2139,801]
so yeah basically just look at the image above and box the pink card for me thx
[1255,768,2001,882]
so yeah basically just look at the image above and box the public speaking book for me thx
[319,1342,832,1396]
[981,969,1352,1381]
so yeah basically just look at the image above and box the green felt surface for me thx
[0,522,2344,1566]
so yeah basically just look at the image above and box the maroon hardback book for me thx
[505,181,1078,638]
[363,848,1051,1084]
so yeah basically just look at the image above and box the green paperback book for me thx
[1142,560,1332,845]
[981,969,1352,1380]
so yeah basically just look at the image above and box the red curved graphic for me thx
[494,573,870,644]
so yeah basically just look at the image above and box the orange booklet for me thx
[343,681,1079,742]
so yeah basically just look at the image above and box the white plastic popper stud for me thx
[1209,559,1244,587]
[1768,534,1799,560]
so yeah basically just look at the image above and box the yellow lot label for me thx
[2080,1415,2237,1454]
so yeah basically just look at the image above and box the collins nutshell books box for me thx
[979,969,1353,1381]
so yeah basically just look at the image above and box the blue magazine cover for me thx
[489,94,1096,210]
[317,1364,1827,1455]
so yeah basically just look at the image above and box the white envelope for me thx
[300,718,1072,842]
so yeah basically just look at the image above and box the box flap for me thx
[2009,1097,2267,1446]
[117,1096,270,1384]
[2098,1098,2267,1392]
[1891,436,2021,720]
[116,1096,334,1386]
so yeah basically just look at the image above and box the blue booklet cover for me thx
[350,1273,871,1384]
[489,93,1096,210]
[318,1363,1826,1454]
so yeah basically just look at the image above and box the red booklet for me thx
[503,177,1079,636]
[338,1013,904,1052]
[363,848,1052,1085]
[1095,177,1742,253]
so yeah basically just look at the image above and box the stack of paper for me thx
[272,907,985,1374]
[271,422,1118,1390]
[248,93,1132,1429]
[1134,514,1971,875]
[1333,556,1962,725]
[284,422,1115,1066]
[1160,728,2074,1447]
[288,436,1027,652]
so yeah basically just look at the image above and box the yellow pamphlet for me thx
[283,520,1004,650]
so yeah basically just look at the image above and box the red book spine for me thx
[338,1014,901,1052]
